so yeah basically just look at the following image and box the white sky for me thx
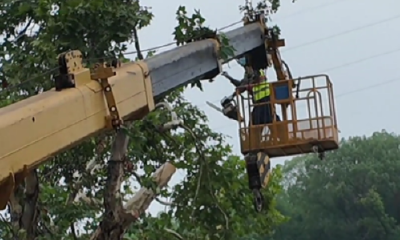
[132,0,400,214]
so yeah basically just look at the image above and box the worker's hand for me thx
[221,71,229,77]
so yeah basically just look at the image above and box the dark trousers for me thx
[251,96,281,125]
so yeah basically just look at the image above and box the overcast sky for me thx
[129,0,400,214]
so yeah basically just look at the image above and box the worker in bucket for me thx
[221,66,281,126]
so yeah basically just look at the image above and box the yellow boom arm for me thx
[0,19,268,209]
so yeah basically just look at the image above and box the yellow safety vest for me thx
[252,70,270,102]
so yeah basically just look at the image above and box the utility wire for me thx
[274,0,353,21]
[0,67,59,94]
[283,13,400,52]
[122,8,400,57]
[318,47,400,73]
[2,12,400,98]
[123,0,358,56]
[122,20,243,56]
[199,46,400,107]
[0,20,244,94]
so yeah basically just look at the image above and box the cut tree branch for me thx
[90,162,176,240]
[124,162,176,215]
[130,170,175,207]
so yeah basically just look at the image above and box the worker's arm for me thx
[221,71,242,87]
[221,72,254,94]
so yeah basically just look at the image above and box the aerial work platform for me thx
[237,74,339,157]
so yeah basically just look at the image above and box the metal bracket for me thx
[90,63,122,130]
[54,50,84,91]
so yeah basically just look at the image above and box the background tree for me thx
[273,131,400,240]
[0,1,286,240]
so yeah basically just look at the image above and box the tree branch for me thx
[7,170,40,240]
[15,18,33,42]
[21,169,39,240]
[94,130,129,240]
[71,145,107,206]
[124,162,176,215]
[90,162,176,240]
[132,27,144,60]
[155,197,175,206]
[130,169,176,207]
[70,223,78,240]
[164,228,185,240]
[9,186,23,230]
[180,124,229,230]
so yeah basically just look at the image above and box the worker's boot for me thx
[245,153,261,189]
[245,153,264,212]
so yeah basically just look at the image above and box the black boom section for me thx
[146,40,219,98]
[222,23,265,63]
[146,22,265,99]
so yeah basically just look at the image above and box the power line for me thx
[336,76,400,97]
[0,67,59,94]
[120,12,400,107]
[197,46,400,107]
[5,11,400,92]
[123,20,243,56]
[283,13,400,52]
[3,12,400,98]
[0,20,245,93]
[123,0,354,56]
[126,0,358,56]
[123,11,400,57]
[274,0,352,21]
[119,10,400,109]
[318,47,400,72]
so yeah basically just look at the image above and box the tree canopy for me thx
[273,131,400,240]
[0,0,285,239]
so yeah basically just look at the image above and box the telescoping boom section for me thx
[0,20,269,209]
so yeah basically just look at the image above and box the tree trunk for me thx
[9,169,39,240]
[95,131,129,240]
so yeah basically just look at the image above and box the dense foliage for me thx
[0,0,285,239]
[273,131,400,240]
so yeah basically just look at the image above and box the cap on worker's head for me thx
[237,57,246,66]
[259,70,266,80]
[253,69,265,81]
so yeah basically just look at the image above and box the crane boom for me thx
[0,21,266,209]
